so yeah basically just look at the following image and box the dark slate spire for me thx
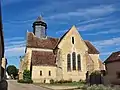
[33,16,47,38]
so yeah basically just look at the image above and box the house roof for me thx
[84,40,100,54]
[53,26,99,54]
[31,51,56,66]
[54,27,71,49]
[26,32,59,49]
[104,51,120,63]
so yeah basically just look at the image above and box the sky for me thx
[1,0,120,68]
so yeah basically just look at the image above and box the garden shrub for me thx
[54,79,72,84]
[23,70,31,80]
[79,79,86,84]
[18,70,33,84]
[91,71,101,75]
[50,79,54,84]
[80,84,120,90]
[17,79,33,84]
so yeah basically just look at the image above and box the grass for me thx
[34,81,84,87]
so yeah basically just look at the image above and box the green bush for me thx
[91,71,101,75]
[50,79,54,84]
[57,79,64,84]
[54,79,72,84]
[67,78,72,83]
[18,70,33,84]
[79,79,86,84]
[17,79,33,84]
[17,79,24,83]
[23,70,31,80]
[81,84,120,90]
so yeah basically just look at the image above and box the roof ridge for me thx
[54,25,77,49]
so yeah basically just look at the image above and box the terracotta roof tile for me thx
[31,51,56,66]
[26,32,59,49]
[104,51,120,63]
[84,40,100,54]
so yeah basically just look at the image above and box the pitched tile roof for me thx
[31,51,56,66]
[54,28,70,49]
[104,51,120,63]
[84,40,100,54]
[26,32,59,49]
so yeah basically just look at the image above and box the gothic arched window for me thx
[67,54,71,71]
[77,54,81,70]
[72,52,76,70]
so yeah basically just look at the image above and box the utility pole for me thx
[0,0,5,81]
[0,0,2,81]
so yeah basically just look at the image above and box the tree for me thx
[6,65,18,79]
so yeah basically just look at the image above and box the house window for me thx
[77,54,81,70]
[116,72,120,79]
[40,71,42,76]
[72,52,76,70]
[49,71,51,76]
[72,37,74,44]
[67,54,71,71]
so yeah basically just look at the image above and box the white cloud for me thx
[5,37,25,42]
[92,37,120,48]
[5,46,25,58]
[100,52,111,56]
[6,46,25,52]
[76,17,105,25]
[56,19,119,34]
[5,41,26,46]
[85,29,120,35]
[48,5,117,20]
[5,37,26,58]
[78,20,119,31]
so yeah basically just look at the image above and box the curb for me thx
[34,84,54,90]
[34,84,79,90]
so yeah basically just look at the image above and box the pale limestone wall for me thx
[32,66,56,83]
[104,62,120,84]
[1,57,7,79]
[89,54,100,70]
[1,57,7,69]
[56,49,63,81]
[19,59,24,80]
[57,26,88,81]
[19,47,54,80]
[25,48,32,70]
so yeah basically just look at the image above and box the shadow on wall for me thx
[0,66,8,90]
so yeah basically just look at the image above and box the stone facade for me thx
[19,17,105,83]
[32,66,56,83]
[1,57,7,79]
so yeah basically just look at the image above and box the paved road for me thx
[8,80,50,90]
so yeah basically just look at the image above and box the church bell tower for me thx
[33,16,47,38]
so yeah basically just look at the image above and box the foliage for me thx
[52,79,72,84]
[17,79,33,84]
[18,70,33,84]
[79,79,86,84]
[6,65,18,79]
[23,70,31,80]
[91,71,101,75]
[50,79,54,84]
[81,84,120,90]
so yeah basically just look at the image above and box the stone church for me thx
[19,16,105,83]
